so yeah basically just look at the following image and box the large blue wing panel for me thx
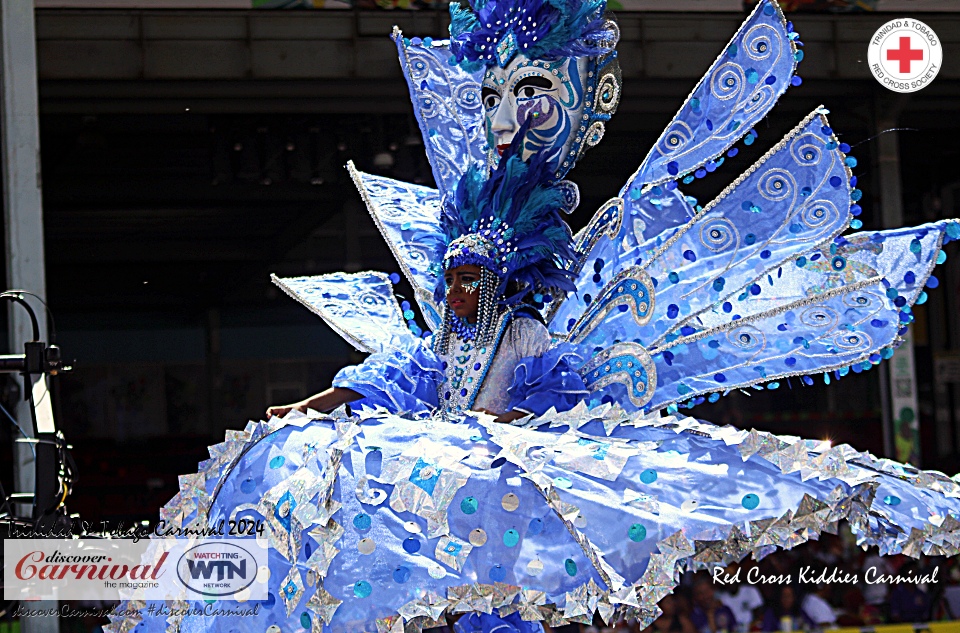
[348,163,446,331]
[272,271,416,354]
[690,223,948,333]
[561,111,852,353]
[395,29,487,200]
[637,111,852,348]
[625,0,799,189]
[645,221,955,411]
[546,189,696,335]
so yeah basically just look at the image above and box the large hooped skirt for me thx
[109,405,960,633]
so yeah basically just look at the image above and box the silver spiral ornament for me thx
[757,168,795,202]
[727,325,765,351]
[790,133,824,166]
[833,330,872,353]
[700,218,739,252]
[800,199,838,229]
[711,62,745,101]
[744,24,778,62]
[659,122,693,157]
[799,305,839,329]
[842,290,881,310]
[594,72,621,115]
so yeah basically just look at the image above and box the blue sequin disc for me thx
[354,580,372,598]
[629,523,647,542]
[353,513,372,530]
[461,496,478,514]
[393,566,411,583]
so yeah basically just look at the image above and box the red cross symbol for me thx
[887,36,924,74]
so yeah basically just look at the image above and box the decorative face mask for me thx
[448,0,622,180]
[482,54,590,172]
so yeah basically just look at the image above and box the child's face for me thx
[444,265,482,321]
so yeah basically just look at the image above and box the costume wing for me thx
[545,188,696,335]
[627,0,799,189]
[347,162,446,331]
[563,110,850,350]
[549,0,799,333]
[395,29,487,201]
[646,223,950,412]
[272,271,416,354]
[559,110,958,412]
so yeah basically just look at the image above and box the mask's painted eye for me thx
[513,76,552,99]
[481,87,500,109]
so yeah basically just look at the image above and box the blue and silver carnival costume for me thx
[111,1,960,632]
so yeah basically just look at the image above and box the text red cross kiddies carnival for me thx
[887,36,924,73]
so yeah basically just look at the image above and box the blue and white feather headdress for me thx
[435,127,578,308]
[448,0,614,70]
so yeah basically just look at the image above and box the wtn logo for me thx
[185,559,247,581]
[176,542,261,597]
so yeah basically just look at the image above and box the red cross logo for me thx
[886,36,924,74]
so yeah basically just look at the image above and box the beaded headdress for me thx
[434,133,578,349]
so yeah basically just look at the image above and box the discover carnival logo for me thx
[4,538,267,601]
[868,18,942,93]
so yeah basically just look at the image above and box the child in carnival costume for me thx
[110,1,960,633]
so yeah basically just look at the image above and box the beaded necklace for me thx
[438,307,515,419]
[450,315,477,341]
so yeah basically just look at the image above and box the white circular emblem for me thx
[868,18,942,93]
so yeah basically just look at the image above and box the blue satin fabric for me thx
[332,328,589,418]
[455,610,546,633]
[506,346,589,416]
[333,336,443,416]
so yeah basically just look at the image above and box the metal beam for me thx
[1,1,55,631]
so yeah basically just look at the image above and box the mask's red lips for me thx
[496,144,511,156]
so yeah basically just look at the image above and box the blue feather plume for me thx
[435,127,578,305]
[449,0,613,68]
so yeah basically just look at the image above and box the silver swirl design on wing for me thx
[358,291,389,309]
[408,54,431,81]
[743,84,776,116]
[757,168,795,202]
[743,24,779,62]
[454,82,482,111]
[402,245,435,274]
[799,305,839,328]
[418,93,441,119]
[727,325,765,351]
[710,62,745,101]
[658,121,693,157]
[841,290,882,310]
[700,218,740,252]
[833,330,872,353]
[790,133,824,166]
[800,199,838,229]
